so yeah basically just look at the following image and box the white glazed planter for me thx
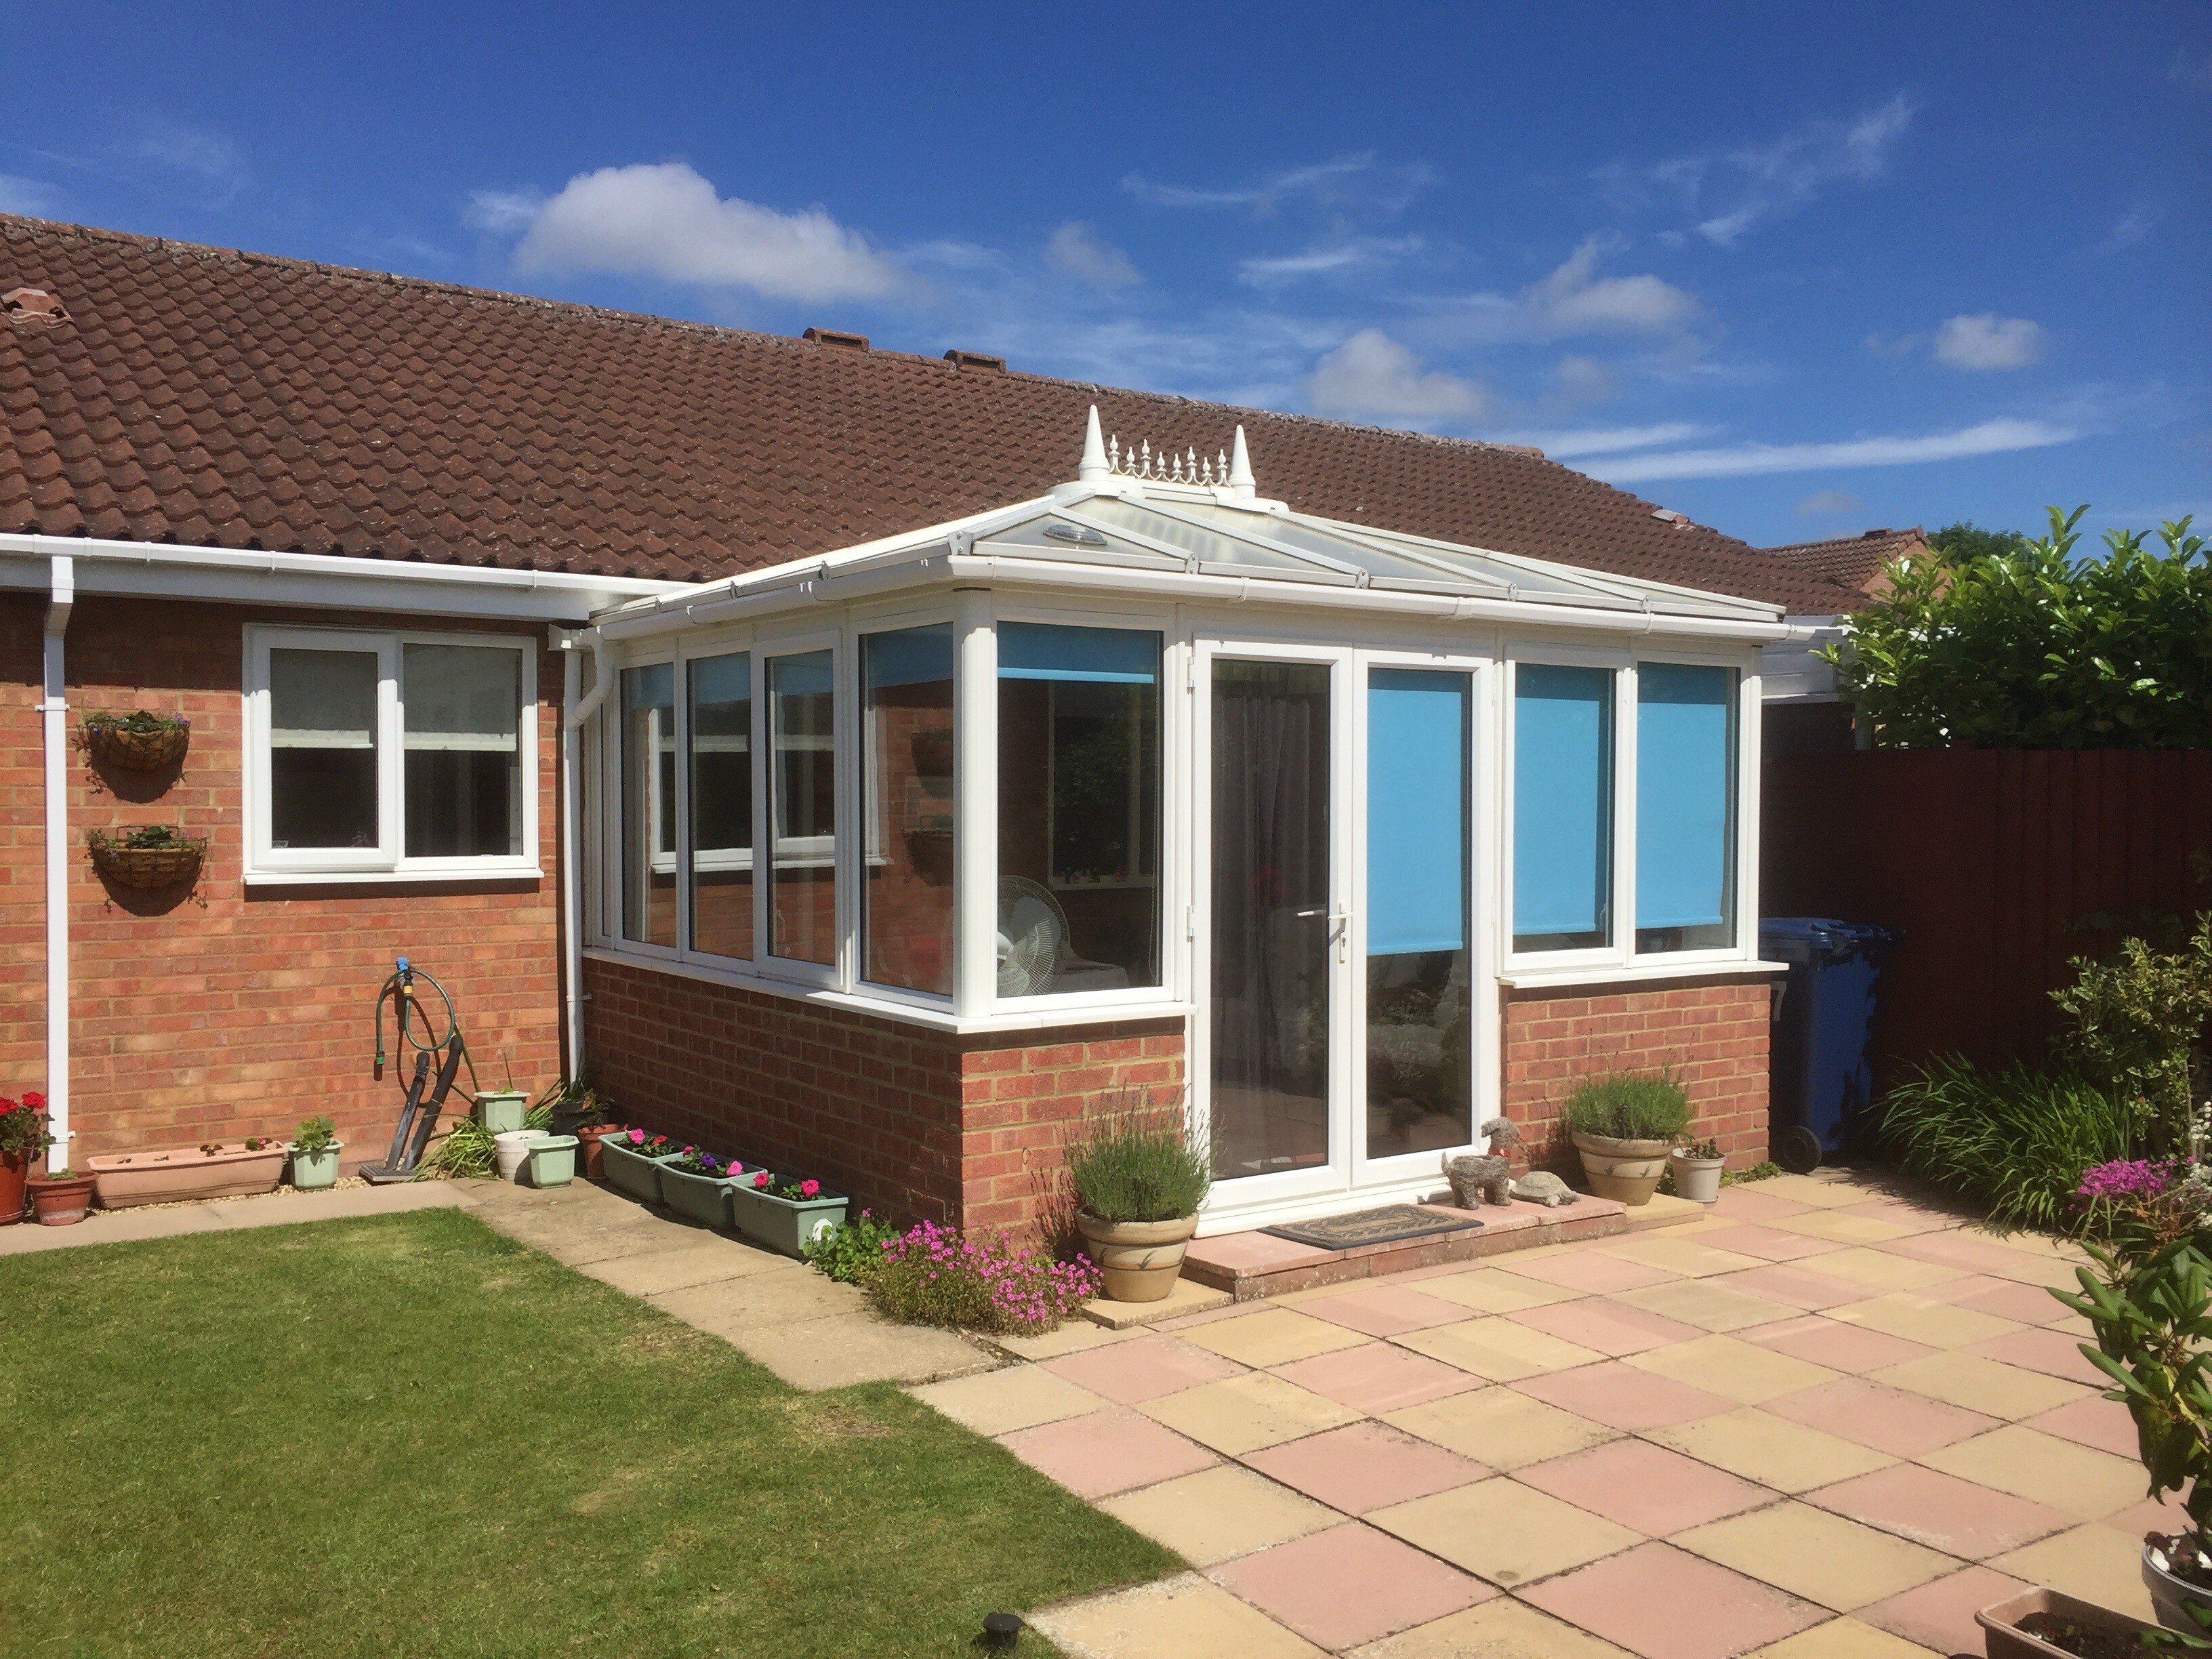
[493,1130,541,1181]
[1670,1151,1726,1204]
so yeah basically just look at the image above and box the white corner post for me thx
[41,556,73,1170]
[556,631,586,1082]
[951,586,997,1019]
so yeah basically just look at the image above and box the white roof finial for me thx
[1228,425,1256,501]
[1078,405,1110,484]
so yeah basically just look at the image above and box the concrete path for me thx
[463,1176,993,1391]
[0,1179,470,1256]
[917,1170,2137,1659]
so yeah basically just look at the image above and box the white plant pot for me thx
[493,1130,541,1181]
[1670,1153,1726,1204]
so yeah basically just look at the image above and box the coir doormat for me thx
[1259,1204,1481,1252]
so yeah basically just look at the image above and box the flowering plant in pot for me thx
[2044,1155,2212,1646]
[28,1165,96,1225]
[729,1168,849,1256]
[287,1115,343,1190]
[598,1128,682,1205]
[1067,1094,1211,1303]
[659,1147,751,1229]
[1668,1136,1727,1204]
[0,1092,52,1225]
[1563,1073,1692,1207]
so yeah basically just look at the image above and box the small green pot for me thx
[287,1143,344,1190]
[729,1182,848,1257]
[474,1091,529,1134]
[598,1137,672,1204]
[524,1134,578,1188]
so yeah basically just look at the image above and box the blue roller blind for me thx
[998,622,1160,683]
[862,623,953,690]
[1513,665,1613,939]
[1637,663,1735,929]
[1368,670,1468,956]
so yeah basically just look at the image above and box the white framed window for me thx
[243,626,537,884]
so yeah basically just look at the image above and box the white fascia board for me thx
[0,532,695,621]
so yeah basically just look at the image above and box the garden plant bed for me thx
[0,1208,1172,1657]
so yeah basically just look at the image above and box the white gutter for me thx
[0,532,693,622]
[40,558,73,1172]
[563,628,614,731]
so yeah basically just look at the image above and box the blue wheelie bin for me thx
[1759,918,1904,1174]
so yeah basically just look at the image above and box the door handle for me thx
[1295,906,1351,961]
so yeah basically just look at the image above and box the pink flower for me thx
[753,1171,771,1189]
[800,1179,820,1199]
[627,1128,644,1145]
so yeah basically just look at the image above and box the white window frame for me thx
[243,624,539,885]
[855,605,960,1008]
[757,627,844,990]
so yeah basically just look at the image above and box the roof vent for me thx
[1651,508,1694,529]
[802,327,869,351]
[1042,522,1108,548]
[1860,527,1893,539]
[1,287,68,324]
[943,349,1006,372]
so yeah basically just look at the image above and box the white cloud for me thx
[1585,417,2078,483]
[1553,354,1618,405]
[1933,314,2047,371]
[2104,205,2157,249]
[1795,489,1866,516]
[1598,95,1916,247]
[1305,329,1492,423]
[1239,236,1423,287]
[1044,222,1141,288]
[1523,239,1698,335]
[134,121,246,190]
[1122,153,1435,218]
[502,162,902,302]
[0,174,57,216]
[464,190,544,234]
[1499,422,1714,459]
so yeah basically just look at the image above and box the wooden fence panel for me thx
[1761,749,2212,1086]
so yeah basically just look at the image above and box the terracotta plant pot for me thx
[0,1146,29,1225]
[89,1141,287,1208]
[1572,1132,1672,1206]
[574,1125,617,1182]
[1669,1150,1726,1204]
[28,1171,96,1225]
[1976,1584,2163,1658]
[1076,1214,1199,1303]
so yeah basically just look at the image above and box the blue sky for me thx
[7,1,2209,548]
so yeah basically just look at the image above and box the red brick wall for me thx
[0,594,565,1162]
[581,954,1183,1232]
[1499,977,1772,1168]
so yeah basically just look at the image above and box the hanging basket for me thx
[81,712,191,771]
[87,827,207,890]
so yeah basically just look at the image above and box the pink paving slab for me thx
[1041,1333,1249,1404]
[1513,1438,1771,1536]
[1856,1565,2033,1656]
[1763,1374,1996,1458]
[1520,1540,1825,1659]
[1269,1341,1481,1414]
[1809,1462,2070,1557]
[1242,1419,1492,1514]
[995,1406,1217,1498]
[1739,1313,1937,1375]
[1209,1521,1494,1650]
[1513,1359,1736,1431]
[1300,1282,1479,1336]
[1505,1296,1707,1357]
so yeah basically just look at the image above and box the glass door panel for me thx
[1208,659,1334,1181]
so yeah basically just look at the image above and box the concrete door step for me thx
[1177,1191,1706,1301]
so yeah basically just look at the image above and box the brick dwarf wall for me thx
[0,594,566,1163]
[1499,977,1772,1168]
[581,954,1182,1232]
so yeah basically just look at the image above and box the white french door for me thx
[1194,636,1490,1234]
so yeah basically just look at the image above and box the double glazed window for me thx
[248,628,532,880]
[1511,659,1738,956]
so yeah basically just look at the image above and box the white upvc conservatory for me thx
[577,411,1788,1233]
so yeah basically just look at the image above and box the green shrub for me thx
[416,1119,497,1180]
[802,1210,901,1286]
[291,1115,337,1154]
[1563,1073,1691,1143]
[1878,1056,2135,1229]
[1067,1105,1210,1224]
[2052,912,2212,1154]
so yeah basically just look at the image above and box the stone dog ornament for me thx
[1443,1118,1576,1209]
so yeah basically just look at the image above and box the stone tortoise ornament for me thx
[1443,1118,1576,1209]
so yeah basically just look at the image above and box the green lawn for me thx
[0,1210,1174,1658]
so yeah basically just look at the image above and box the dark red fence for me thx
[1761,749,2212,1084]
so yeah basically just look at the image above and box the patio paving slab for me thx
[1988,1523,2156,1622]
[1500,1250,1678,1294]
[1646,1408,1894,1493]
[1503,1296,1705,1357]
[0,1176,473,1256]
[1513,1359,1737,1431]
[1384,1386,1619,1468]
[1866,1351,2089,1419]
[2022,1391,2139,1458]
[998,1406,1218,1499]
[1744,1618,1943,1658]
[1761,1211,1919,1248]
[1754,1174,1885,1210]
[1687,1222,1847,1263]
[1759,1375,1996,1458]
[1041,1332,1248,1404]
[733,1311,992,1389]
[1711,1186,1820,1223]
[1511,1437,1773,1536]
[1967,1322,2109,1385]
[1029,1572,1328,1659]
[1242,1420,1491,1514]
[1853,1564,2032,1656]
[1412,1267,1582,1313]
[1270,1340,1481,1414]
[1394,1315,1607,1380]
[1210,1522,1495,1650]
[1622,1332,1841,1404]
[1708,1263,1870,1312]
[1611,1277,1804,1333]
[1787,1247,1963,1296]
[1181,1307,1374,1367]
[1518,1540,1826,1659]
[576,1237,787,1296]
[1299,1283,1479,1337]
[1080,1275,1236,1328]
[994,1318,1139,1361]
[1139,1371,1364,1456]
[1822,1291,2022,1351]
[1099,1465,1340,1565]
[1595,1234,1770,1278]
[1737,1316,1934,1377]
[1671,1502,1957,1612]
[908,1365,1103,1435]
[646,1267,861,1330]
[1805,1463,2071,1558]
[1369,1475,1641,1588]
[1919,1422,2148,1520]
[1347,1597,1639,1658]
[1937,1274,2081,1326]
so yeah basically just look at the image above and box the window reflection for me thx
[862,626,954,994]
[689,651,752,960]
[620,663,676,947]
[768,651,836,964]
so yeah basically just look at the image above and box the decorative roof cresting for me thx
[1076,405,1257,501]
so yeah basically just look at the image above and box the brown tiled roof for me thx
[1,215,1857,609]
[1759,527,1926,604]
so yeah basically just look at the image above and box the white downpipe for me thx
[41,557,73,1171]
[564,628,612,731]
[560,640,586,1081]
[951,589,997,1019]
